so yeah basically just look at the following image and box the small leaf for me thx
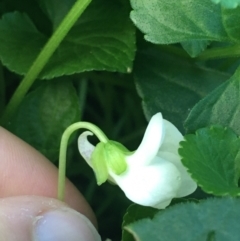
[125,197,240,241]
[130,0,240,45]
[134,47,229,132]
[211,0,240,8]
[122,204,158,241]
[184,66,240,136]
[179,126,240,196]
[7,79,80,161]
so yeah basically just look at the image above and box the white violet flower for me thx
[78,113,197,209]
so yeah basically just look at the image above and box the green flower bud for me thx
[91,140,129,185]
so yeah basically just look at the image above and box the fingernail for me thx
[33,207,101,241]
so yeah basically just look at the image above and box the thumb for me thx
[0,196,101,241]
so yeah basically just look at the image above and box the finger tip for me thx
[0,127,97,227]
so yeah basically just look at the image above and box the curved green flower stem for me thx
[58,122,108,201]
[198,45,240,60]
[0,0,92,125]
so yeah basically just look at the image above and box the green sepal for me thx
[91,140,130,184]
[104,140,129,175]
[91,142,108,185]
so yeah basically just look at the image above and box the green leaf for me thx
[0,0,136,78]
[7,79,80,161]
[185,67,240,136]
[181,40,210,57]
[0,0,51,34]
[222,7,240,41]
[122,204,158,241]
[211,0,240,8]
[125,197,240,241]
[179,126,240,196]
[0,12,47,74]
[41,0,136,78]
[134,47,230,132]
[130,0,240,44]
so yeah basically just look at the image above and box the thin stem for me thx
[0,0,92,125]
[58,122,108,201]
[198,45,240,60]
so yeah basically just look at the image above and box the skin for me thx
[0,127,97,232]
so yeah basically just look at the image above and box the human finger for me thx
[0,127,96,225]
[0,196,101,241]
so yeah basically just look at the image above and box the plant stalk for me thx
[0,0,92,125]
[198,45,240,60]
[58,122,108,201]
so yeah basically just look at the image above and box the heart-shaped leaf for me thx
[179,126,240,196]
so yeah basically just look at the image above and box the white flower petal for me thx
[78,131,95,167]
[158,119,183,156]
[110,156,181,208]
[158,151,197,197]
[127,113,164,166]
